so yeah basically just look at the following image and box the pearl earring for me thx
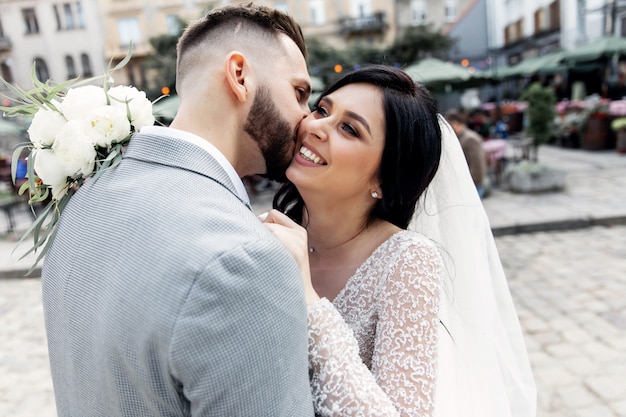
[371,191,379,199]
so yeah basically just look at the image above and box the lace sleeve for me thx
[307,240,442,417]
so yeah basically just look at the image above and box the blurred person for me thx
[467,108,491,139]
[41,4,315,416]
[445,108,488,198]
[262,65,536,417]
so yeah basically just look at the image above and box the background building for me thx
[0,0,624,100]
[0,0,106,96]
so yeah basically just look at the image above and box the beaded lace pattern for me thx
[307,230,442,416]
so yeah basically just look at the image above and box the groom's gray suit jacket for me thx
[42,132,314,416]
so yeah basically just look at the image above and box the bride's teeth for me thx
[300,146,324,165]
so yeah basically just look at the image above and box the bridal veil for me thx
[409,116,537,417]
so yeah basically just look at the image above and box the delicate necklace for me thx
[307,225,368,255]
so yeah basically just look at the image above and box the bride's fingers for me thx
[261,210,308,251]
[262,209,299,229]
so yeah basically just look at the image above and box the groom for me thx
[41,4,314,416]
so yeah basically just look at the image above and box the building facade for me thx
[0,0,486,94]
[97,0,213,88]
[0,0,106,95]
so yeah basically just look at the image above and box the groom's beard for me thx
[244,85,297,182]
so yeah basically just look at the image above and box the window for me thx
[22,8,40,34]
[64,3,75,29]
[309,0,326,25]
[117,17,142,47]
[53,5,62,30]
[504,21,524,44]
[76,2,85,28]
[444,0,457,23]
[53,2,83,31]
[350,0,372,17]
[166,15,181,35]
[81,53,92,77]
[515,18,524,39]
[534,8,547,33]
[410,0,427,25]
[34,57,49,82]
[577,0,586,39]
[66,55,77,79]
[549,0,560,30]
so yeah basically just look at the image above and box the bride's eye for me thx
[313,105,328,117]
[341,123,359,138]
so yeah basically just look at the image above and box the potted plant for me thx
[503,82,565,193]
[578,96,611,150]
[610,117,626,154]
[519,82,556,161]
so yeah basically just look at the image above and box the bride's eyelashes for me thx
[312,104,361,138]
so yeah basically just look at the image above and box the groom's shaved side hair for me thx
[176,3,306,92]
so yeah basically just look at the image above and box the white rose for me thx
[33,148,68,198]
[60,85,108,121]
[85,105,131,147]
[108,85,155,130]
[52,119,97,178]
[28,108,67,148]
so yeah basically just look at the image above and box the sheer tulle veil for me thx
[408,116,537,417]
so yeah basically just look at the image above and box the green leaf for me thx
[13,199,55,255]
[112,42,133,72]
[26,153,39,198]
[10,144,29,184]
[18,181,30,195]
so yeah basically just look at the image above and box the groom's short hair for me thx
[176,3,306,89]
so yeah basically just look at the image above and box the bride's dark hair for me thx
[273,64,442,229]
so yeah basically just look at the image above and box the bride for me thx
[263,65,536,416]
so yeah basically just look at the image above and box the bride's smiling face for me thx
[286,83,386,200]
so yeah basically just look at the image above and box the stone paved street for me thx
[1,224,625,416]
[497,225,626,417]
[0,278,55,417]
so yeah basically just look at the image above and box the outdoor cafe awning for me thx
[404,57,491,92]
[491,37,626,81]
[562,36,626,63]
[495,50,567,80]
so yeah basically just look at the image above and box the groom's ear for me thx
[224,52,250,103]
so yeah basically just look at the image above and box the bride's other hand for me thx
[262,209,320,305]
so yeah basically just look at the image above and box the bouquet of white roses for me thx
[1,53,156,269]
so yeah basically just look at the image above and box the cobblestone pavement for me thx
[497,225,626,417]
[1,224,625,417]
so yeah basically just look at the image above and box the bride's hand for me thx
[261,209,320,305]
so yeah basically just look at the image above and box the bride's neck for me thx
[304,207,374,256]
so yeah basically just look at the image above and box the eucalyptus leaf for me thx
[10,144,29,184]
[18,181,30,195]
[112,42,133,72]
[12,199,55,255]
[26,152,38,198]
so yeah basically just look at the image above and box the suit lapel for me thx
[123,133,252,210]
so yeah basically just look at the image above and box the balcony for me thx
[339,12,387,36]
[0,35,12,52]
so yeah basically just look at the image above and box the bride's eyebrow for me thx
[323,96,372,135]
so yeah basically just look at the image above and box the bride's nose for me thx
[303,114,329,142]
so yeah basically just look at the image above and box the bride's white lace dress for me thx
[307,230,442,417]
[304,118,537,417]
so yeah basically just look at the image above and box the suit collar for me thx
[124,132,252,210]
